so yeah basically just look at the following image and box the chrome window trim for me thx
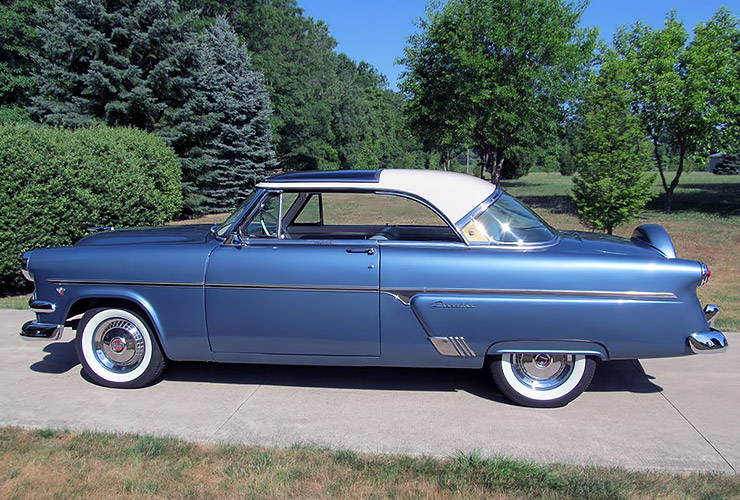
[272,187,469,246]
[455,189,560,248]
[214,188,267,241]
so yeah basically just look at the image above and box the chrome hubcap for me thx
[93,318,145,373]
[511,353,575,391]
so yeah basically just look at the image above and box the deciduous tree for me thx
[615,8,739,210]
[572,54,654,234]
[400,0,597,184]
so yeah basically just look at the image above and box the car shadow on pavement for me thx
[161,358,663,398]
[28,341,662,398]
[29,340,79,374]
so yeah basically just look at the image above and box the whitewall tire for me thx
[490,353,596,407]
[75,307,167,388]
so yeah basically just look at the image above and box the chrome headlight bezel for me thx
[21,254,33,282]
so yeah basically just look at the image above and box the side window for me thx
[294,194,321,224]
[321,193,447,226]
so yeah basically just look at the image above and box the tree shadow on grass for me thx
[516,195,576,215]
[647,182,740,217]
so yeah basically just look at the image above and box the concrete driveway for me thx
[2,309,737,474]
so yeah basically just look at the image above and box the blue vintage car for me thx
[20,169,727,407]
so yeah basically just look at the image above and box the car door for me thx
[205,191,380,356]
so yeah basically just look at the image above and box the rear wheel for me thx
[75,307,167,388]
[490,353,595,408]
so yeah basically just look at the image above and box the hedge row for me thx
[0,125,182,292]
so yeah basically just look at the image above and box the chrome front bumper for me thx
[688,304,728,354]
[20,321,64,341]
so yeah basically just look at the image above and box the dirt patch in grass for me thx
[0,427,737,499]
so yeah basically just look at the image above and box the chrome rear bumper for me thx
[20,321,64,341]
[687,304,728,354]
[688,330,727,354]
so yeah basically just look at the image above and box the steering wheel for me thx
[258,210,279,237]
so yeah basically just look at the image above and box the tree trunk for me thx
[479,153,486,179]
[489,150,505,185]
[664,142,686,212]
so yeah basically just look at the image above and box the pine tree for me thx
[180,17,276,214]
[29,0,200,158]
[0,0,51,108]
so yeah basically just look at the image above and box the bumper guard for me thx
[688,305,728,354]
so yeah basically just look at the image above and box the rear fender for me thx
[486,340,608,360]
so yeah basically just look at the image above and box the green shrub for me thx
[0,106,33,125]
[0,125,182,293]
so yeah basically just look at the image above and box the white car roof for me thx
[258,169,496,223]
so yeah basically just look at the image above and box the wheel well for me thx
[67,297,167,358]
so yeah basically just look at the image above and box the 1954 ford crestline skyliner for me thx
[20,169,728,407]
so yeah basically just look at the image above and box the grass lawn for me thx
[0,294,30,310]
[0,427,737,499]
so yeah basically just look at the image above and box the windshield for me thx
[215,189,263,237]
[461,192,556,244]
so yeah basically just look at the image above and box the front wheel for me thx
[75,307,167,388]
[490,353,595,408]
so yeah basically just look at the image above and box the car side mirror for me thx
[222,232,245,248]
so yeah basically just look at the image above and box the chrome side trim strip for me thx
[429,336,476,357]
[48,281,675,302]
[50,279,377,293]
[50,279,202,287]
[382,288,677,305]
[207,283,377,292]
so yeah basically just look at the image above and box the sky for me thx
[298,0,738,90]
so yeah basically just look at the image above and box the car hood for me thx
[556,230,665,258]
[76,224,214,246]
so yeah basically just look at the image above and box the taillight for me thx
[699,262,711,286]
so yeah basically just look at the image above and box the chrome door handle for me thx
[346,248,376,255]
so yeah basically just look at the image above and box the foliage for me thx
[28,0,200,170]
[179,17,276,215]
[571,54,655,234]
[0,125,181,292]
[714,154,740,175]
[400,0,598,184]
[0,105,32,124]
[614,8,739,210]
[0,0,51,106]
[182,0,423,171]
